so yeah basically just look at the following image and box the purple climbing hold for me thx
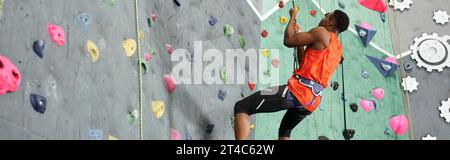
[88,129,104,140]
[30,93,47,114]
[33,40,45,59]
[173,0,181,7]
[206,124,214,134]
[209,16,218,26]
[218,89,226,101]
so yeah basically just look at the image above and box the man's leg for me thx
[234,85,289,140]
[278,108,311,140]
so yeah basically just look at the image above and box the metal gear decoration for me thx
[433,10,449,25]
[401,76,418,93]
[388,0,413,12]
[438,98,450,123]
[421,135,437,140]
[410,33,450,72]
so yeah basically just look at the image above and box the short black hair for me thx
[332,10,350,33]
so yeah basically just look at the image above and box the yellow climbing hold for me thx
[152,101,165,119]
[138,30,145,40]
[250,124,255,130]
[122,39,137,57]
[108,135,119,140]
[261,49,270,57]
[280,16,287,24]
[86,40,99,63]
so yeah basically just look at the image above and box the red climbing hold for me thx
[47,24,65,46]
[271,59,280,68]
[164,75,177,93]
[310,10,317,16]
[279,1,285,8]
[170,128,182,140]
[0,54,21,95]
[144,53,151,62]
[151,11,158,22]
[166,44,174,55]
[261,30,268,38]
[248,81,256,91]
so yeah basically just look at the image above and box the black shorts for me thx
[234,85,312,138]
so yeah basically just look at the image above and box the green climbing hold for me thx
[128,110,139,126]
[105,0,116,6]
[240,89,246,98]
[150,47,157,55]
[238,35,246,49]
[338,1,345,9]
[220,66,227,82]
[263,69,271,76]
[0,0,3,20]
[230,116,235,129]
[223,24,235,38]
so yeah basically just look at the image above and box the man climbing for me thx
[234,7,349,140]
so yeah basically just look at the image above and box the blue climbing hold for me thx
[366,55,398,77]
[173,0,181,7]
[218,89,226,101]
[209,16,218,26]
[76,13,91,32]
[88,129,104,140]
[404,62,413,71]
[32,40,45,59]
[355,24,377,47]
[206,124,214,134]
[185,133,192,140]
[30,93,47,114]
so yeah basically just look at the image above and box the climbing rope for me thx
[134,0,144,140]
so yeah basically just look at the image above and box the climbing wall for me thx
[255,0,409,140]
[0,0,260,140]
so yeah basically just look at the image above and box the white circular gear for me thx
[438,98,450,123]
[388,0,413,12]
[433,10,449,25]
[401,76,418,93]
[410,33,450,72]
[421,134,437,140]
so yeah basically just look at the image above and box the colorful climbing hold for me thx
[150,47,157,55]
[173,0,181,7]
[279,16,287,24]
[151,11,158,22]
[185,133,192,140]
[360,22,373,30]
[47,24,65,46]
[220,66,227,82]
[350,103,358,112]
[29,93,47,114]
[138,30,145,40]
[310,10,317,16]
[108,135,119,140]
[331,81,339,90]
[240,89,246,98]
[105,0,116,6]
[389,115,409,136]
[318,136,330,140]
[384,56,398,65]
[357,0,387,13]
[206,124,214,134]
[263,69,271,76]
[366,55,398,77]
[223,24,235,38]
[338,1,346,9]
[218,89,227,101]
[355,24,377,47]
[278,1,284,8]
[152,101,165,119]
[128,110,139,126]
[86,40,100,63]
[32,40,45,59]
[248,81,256,91]
[261,49,270,57]
[140,61,148,74]
[404,62,413,71]
[372,88,385,100]
[165,44,174,55]
[164,75,177,93]
[88,129,104,140]
[209,16,218,26]
[380,13,386,23]
[361,70,369,79]
[271,59,280,68]
[360,99,374,112]
[122,39,137,57]
[144,53,151,62]
[147,18,153,27]
[261,30,268,38]
[0,54,21,95]
[170,128,182,140]
[238,35,246,49]
[250,124,255,130]
[76,13,91,32]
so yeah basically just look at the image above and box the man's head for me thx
[319,10,349,33]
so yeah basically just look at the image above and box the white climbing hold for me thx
[401,76,418,93]
[433,10,449,25]
[421,134,437,140]
[438,98,450,123]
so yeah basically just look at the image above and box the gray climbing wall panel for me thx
[0,0,260,140]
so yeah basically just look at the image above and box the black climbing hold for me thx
[318,136,330,140]
[350,103,358,112]
[331,81,339,91]
[404,62,413,71]
[380,13,386,23]
[173,0,181,7]
[209,16,218,26]
[147,18,153,27]
[33,40,45,59]
[206,124,214,134]
[30,93,47,114]
[185,133,192,140]
[340,56,344,64]
[343,129,355,140]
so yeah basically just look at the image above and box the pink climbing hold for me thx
[166,44,174,55]
[271,59,280,68]
[151,12,158,22]
[47,24,66,46]
[384,56,398,65]
[360,99,374,112]
[0,54,21,95]
[372,87,385,100]
[144,53,151,62]
[360,22,373,30]
[170,128,182,140]
[357,0,387,13]
[389,115,409,136]
[164,75,177,93]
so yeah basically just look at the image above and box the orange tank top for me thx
[287,32,342,112]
